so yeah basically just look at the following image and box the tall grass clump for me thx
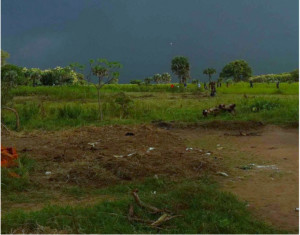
[57,104,83,119]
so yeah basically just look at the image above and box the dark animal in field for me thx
[203,104,236,117]
[202,107,221,117]
[219,103,236,114]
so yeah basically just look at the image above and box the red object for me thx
[1,146,18,168]
[170,84,174,88]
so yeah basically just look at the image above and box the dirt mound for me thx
[2,125,217,188]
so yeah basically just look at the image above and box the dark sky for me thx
[2,0,299,83]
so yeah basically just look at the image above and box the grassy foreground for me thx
[2,157,281,234]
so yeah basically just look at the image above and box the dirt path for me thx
[172,125,299,232]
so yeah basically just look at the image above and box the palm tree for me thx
[171,56,190,84]
[144,77,153,85]
[153,74,162,84]
[161,73,171,84]
[203,68,216,83]
[29,71,41,87]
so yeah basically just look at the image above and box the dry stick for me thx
[2,106,20,130]
[1,123,11,134]
[151,214,183,227]
[130,189,182,229]
[127,204,154,224]
[131,189,163,214]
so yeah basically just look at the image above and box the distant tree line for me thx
[130,73,171,85]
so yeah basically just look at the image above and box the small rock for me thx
[186,147,193,151]
[151,191,157,195]
[206,152,211,156]
[217,147,223,150]
[45,171,52,175]
[216,172,229,177]
[125,132,134,136]
[154,174,159,179]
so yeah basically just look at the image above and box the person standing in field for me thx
[209,81,216,97]
[276,81,280,89]
[250,80,253,88]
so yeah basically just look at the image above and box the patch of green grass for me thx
[1,155,36,192]
[62,186,87,199]
[11,82,299,100]
[2,83,298,131]
[2,177,283,234]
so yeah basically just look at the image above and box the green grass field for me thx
[2,83,299,131]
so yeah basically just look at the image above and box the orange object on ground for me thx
[8,171,20,178]
[1,146,18,168]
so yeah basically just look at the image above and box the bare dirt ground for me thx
[172,124,299,232]
[2,125,216,188]
[2,122,298,232]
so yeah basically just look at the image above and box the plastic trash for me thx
[217,172,229,177]
[113,155,124,158]
[45,171,52,175]
[147,147,155,152]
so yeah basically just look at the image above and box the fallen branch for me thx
[129,189,183,229]
[1,123,11,134]
[131,189,163,214]
[151,214,182,227]
[127,204,154,224]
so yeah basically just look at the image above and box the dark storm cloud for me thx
[2,0,299,82]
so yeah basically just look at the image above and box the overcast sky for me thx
[2,0,299,82]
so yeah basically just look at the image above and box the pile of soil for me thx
[2,125,217,188]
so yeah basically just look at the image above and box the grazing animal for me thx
[203,107,221,117]
[219,103,236,114]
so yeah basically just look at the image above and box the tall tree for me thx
[153,74,162,84]
[29,70,41,87]
[1,50,10,66]
[203,68,216,82]
[290,69,299,82]
[89,58,122,120]
[144,77,153,85]
[161,73,171,84]
[220,60,252,82]
[171,56,190,84]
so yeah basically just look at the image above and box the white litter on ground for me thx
[147,147,155,152]
[217,172,229,177]
[256,165,278,170]
[113,155,124,158]
[45,171,52,175]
